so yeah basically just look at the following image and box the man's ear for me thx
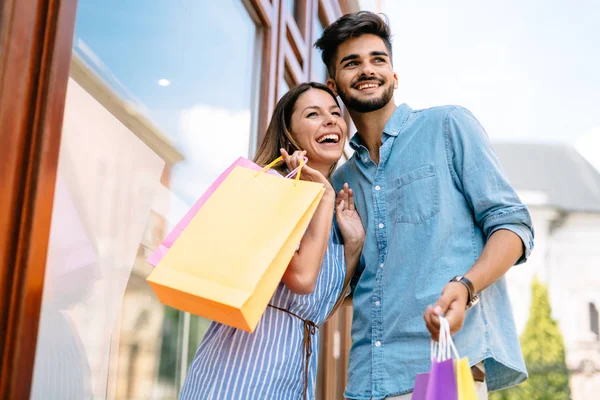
[393,72,399,90]
[326,78,338,96]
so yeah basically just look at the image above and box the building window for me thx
[285,0,303,32]
[311,12,327,83]
[590,302,599,340]
[278,63,297,100]
[30,0,264,399]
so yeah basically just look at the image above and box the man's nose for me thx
[359,61,375,76]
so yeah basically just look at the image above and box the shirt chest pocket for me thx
[395,165,440,224]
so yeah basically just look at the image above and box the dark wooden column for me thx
[0,0,78,398]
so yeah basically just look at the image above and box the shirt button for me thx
[378,223,384,229]
[375,341,382,347]
[375,301,381,306]
[380,263,384,268]
[375,185,381,191]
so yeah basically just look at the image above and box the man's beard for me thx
[338,82,394,113]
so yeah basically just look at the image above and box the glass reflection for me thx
[31,0,261,398]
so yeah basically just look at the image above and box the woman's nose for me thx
[324,114,337,126]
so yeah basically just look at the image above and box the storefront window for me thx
[279,75,291,100]
[30,1,262,399]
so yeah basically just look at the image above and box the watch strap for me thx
[450,276,479,309]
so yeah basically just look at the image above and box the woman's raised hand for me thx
[280,148,333,193]
[335,183,365,248]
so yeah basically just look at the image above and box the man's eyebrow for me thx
[340,54,359,65]
[371,51,389,58]
[340,51,389,65]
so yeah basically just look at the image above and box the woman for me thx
[179,82,364,400]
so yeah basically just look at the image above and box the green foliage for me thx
[490,277,571,400]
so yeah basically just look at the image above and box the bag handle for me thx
[256,155,308,185]
[431,316,460,362]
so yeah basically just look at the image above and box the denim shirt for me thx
[332,104,533,399]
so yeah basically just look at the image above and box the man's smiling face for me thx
[329,34,398,113]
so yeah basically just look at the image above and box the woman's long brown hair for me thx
[253,82,341,177]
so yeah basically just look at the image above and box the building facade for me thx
[496,142,600,399]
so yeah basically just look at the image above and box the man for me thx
[315,11,534,400]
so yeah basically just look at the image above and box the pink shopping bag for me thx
[147,156,299,267]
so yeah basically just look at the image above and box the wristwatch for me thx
[450,276,479,309]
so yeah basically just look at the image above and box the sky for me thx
[73,0,260,208]
[360,0,600,153]
[74,0,257,139]
[71,0,600,187]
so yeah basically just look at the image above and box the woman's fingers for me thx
[342,184,350,209]
[289,149,307,172]
[336,199,345,214]
[280,148,302,171]
[348,188,355,211]
[279,148,292,170]
[334,184,358,213]
[280,148,289,160]
[336,189,345,206]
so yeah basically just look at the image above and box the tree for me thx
[490,276,571,399]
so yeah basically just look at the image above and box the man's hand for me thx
[423,282,469,341]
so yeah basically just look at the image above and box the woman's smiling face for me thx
[289,88,347,169]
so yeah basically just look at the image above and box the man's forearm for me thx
[464,229,524,293]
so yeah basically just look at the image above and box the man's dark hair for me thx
[314,11,392,79]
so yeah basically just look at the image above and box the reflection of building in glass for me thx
[31,175,97,400]
[30,53,173,399]
[69,53,186,399]
[29,79,168,400]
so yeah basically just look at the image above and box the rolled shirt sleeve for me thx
[445,106,534,264]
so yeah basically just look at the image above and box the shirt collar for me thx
[349,103,412,151]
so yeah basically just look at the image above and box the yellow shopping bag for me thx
[455,357,478,400]
[147,157,325,332]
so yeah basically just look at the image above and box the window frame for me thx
[0,0,78,398]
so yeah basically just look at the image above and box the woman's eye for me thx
[332,111,341,116]
[307,112,318,117]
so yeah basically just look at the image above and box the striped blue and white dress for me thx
[179,223,346,400]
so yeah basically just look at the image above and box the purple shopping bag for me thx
[412,316,459,400]
[425,359,458,400]
[411,373,430,400]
